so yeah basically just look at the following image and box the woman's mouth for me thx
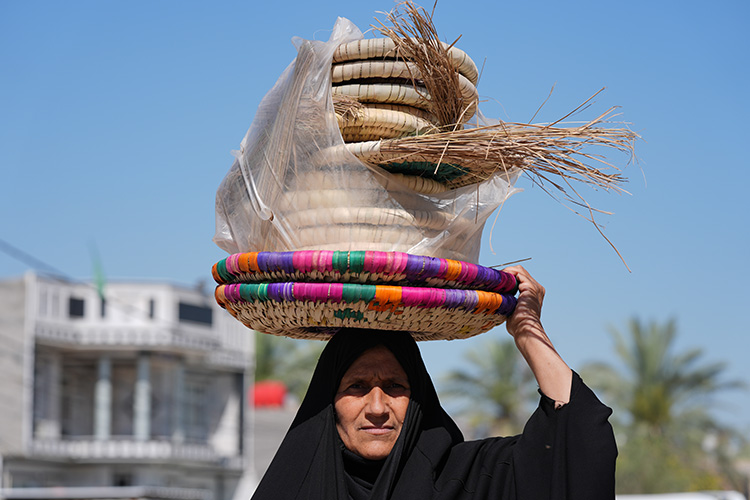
[361,426,393,435]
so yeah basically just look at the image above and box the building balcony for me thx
[1,486,214,500]
[29,438,245,469]
[33,320,249,369]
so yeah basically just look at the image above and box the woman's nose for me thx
[365,386,388,416]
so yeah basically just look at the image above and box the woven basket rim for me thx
[342,141,519,188]
[212,250,519,294]
[332,37,479,86]
[337,106,436,134]
[332,60,478,118]
[215,281,516,341]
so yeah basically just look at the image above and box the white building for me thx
[0,272,256,500]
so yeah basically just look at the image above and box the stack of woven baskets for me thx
[332,38,478,141]
[212,11,522,341]
[330,37,484,191]
[213,250,518,341]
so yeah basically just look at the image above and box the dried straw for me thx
[373,1,475,127]
[350,102,637,193]
[332,93,363,122]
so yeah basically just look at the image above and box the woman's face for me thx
[334,345,411,460]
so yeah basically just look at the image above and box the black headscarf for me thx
[251,329,617,500]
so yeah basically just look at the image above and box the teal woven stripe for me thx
[341,283,377,303]
[216,259,233,283]
[332,251,349,273]
[349,251,366,274]
[239,283,270,302]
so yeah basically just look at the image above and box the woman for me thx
[252,266,617,499]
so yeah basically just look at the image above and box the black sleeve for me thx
[511,371,618,500]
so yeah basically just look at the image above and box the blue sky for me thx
[2,1,749,430]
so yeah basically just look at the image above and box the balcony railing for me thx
[33,321,250,368]
[1,486,213,500]
[30,438,245,469]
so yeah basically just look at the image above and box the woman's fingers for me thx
[503,265,545,337]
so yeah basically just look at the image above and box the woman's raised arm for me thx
[503,265,573,407]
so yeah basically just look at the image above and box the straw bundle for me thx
[344,104,635,192]
[373,1,476,128]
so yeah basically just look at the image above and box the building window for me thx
[38,289,48,317]
[184,375,209,442]
[51,290,60,317]
[100,298,107,318]
[148,298,155,319]
[113,473,133,487]
[178,302,212,326]
[68,297,85,318]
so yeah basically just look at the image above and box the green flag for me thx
[90,243,106,300]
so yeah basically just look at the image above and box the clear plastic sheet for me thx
[213,17,520,264]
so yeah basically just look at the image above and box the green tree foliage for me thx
[254,331,324,401]
[440,337,536,437]
[582,318,747,494]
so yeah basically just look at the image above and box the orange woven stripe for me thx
[473,291,503,315]
[247,252,260,272]
[443,259,463,281]
[379,285,403,304]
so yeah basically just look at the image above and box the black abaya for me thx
[251,329,617,500]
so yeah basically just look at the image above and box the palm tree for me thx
[439,337,536,438]
[581,317,747,494]
[583,318,743,433]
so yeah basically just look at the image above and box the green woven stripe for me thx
[382,161,467,183]
[216,259,233,283]
[239,283,270,302]
[238,284,255,302]
[341,283,377,303]
[332,251,349,273]
[349,251,366,273]
[257,283,269,301]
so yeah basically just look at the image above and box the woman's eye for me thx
[387,382,409,392]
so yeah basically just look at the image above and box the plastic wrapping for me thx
[214,17,519,264]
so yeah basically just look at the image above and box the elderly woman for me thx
[252,266,616,499]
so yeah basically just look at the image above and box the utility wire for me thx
[0,237,69,280]
[0,237,214,328]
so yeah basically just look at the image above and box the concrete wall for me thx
[0,277,27,455]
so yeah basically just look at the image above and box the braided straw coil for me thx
[332,38,479,86]
[332,60,478,121]
[336,106,437,139]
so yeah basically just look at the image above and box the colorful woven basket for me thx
[215,281,516,341]
[213,251,518,341]
[213,251,518,293]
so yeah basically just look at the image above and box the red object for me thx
[253,380,287,407]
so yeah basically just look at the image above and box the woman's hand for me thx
[503,266,572,406]
[504,265,545,340]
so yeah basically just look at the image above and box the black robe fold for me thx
[251,329,616,500]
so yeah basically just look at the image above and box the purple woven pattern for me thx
[215,281,517,317]
[212,250,518,294]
